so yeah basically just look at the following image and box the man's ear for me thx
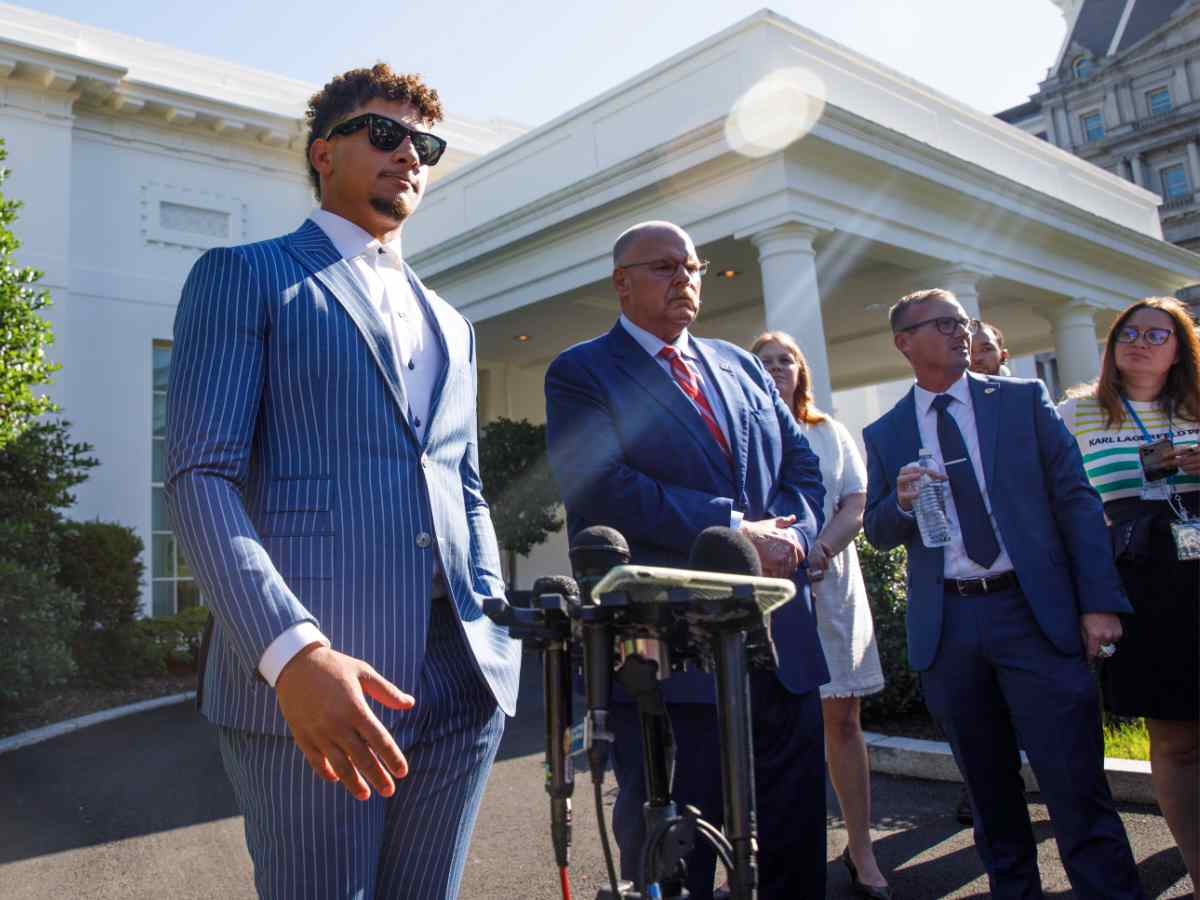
[612,268,628,300]
[894,331,910,359]
[309,138,334,183]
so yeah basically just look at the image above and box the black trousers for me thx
[610,673,826,900]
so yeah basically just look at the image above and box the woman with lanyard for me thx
[1059,296,1200,889]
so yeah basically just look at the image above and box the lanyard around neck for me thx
[1121,395,1173,443]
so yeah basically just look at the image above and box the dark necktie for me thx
[932,394,1001,568]
[658,346,732,461]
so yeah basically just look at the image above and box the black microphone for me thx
[531,575,580,870]
[569,526,630,782]
[688,525,762,576]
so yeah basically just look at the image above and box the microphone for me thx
[569,526,630,783]
[688,525,762,576]
[689,526,778,671]
[531,575,580,871]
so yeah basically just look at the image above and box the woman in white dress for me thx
[752,331,890,899]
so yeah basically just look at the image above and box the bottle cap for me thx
[918,447,931,456]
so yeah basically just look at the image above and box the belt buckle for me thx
[978,575,989,594]
[956,578,969,596]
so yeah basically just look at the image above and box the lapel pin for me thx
[985,387,997,394]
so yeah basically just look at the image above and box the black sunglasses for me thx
[898,316,978,336]
[325,113,448,167]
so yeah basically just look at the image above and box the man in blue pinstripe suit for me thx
[165,65,520,899]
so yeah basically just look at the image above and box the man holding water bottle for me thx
[862,289,1143,899]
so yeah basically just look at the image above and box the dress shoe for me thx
[841,846,892,900]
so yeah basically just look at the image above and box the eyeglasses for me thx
[1115,325,1174,346]
[897,316,978,336]
[618,258,710,281]
[325,113,448,167]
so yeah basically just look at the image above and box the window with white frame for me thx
[151,341,199,616]
[1160,163,1191,199]
[1072,56,1093,80]
[1146,86,1173,117]
[1080,111,1104,142]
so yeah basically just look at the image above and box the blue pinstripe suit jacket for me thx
[165,219,520,738]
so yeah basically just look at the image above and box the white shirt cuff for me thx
[259,622,329,687]
[730,509,744,529]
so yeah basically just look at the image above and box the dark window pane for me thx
[177,580,201,610]
[152,487,170,531]
[153,581,175,617]
[152,438,165,483]
[153,392,167,438]
[152,534,175,578]
[177,546,191,580]
[1162,165,1190,198]
[1148,88,1172,116]
[153,345,172,392]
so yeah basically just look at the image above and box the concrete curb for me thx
[864,730,1155,805]
[0,700,1155,806]
[0,692,196,756]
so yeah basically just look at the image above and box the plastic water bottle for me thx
[913,448,952,548]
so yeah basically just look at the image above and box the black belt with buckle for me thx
[944,571,1019,596]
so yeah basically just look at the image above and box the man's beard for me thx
[369,195,412,223]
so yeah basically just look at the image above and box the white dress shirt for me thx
[617,315,743,529]
[258,209,446,687]
[911,372,1014,580]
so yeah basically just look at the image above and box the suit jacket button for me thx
[416,531,432,548]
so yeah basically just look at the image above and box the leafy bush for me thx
[0,558,81,709]
[856,535,925,723]
[147,605,210,672]
[57,520,145,631]
[0,419,96,576]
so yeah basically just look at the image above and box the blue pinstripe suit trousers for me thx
[218,599,504,900]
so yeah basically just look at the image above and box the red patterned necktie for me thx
[658,346,732,461]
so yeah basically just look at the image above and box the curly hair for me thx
[1068,297,1200,427]
[750,331,827,425]
[305,64,445,198]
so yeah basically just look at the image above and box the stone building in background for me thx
[998,0,1200,312]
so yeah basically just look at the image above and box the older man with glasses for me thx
[862,288,1143,899]
[545,220,830,900]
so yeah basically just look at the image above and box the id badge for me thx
[1171,518,1200,562]
[1142,479,1173,501]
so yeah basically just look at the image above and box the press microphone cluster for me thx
[485,524,796,900]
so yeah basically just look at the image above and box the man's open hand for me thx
[275,644,415,801]
[742,515,805,578]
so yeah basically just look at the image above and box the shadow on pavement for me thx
[0,701,238,865]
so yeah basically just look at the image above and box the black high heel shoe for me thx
[841,846,893,900]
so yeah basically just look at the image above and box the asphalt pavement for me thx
[0,654,1191,899]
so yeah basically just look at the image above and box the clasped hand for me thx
[275,644,415,800]
[742,515,805,578]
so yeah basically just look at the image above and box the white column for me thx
[748,223,833,412]
[916,265,984,320]
[1186,140,1200,195]
[1051,301,1102,394]
[1130,153,1146,189]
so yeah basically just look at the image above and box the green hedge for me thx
[856,535,925,723]
[0,558,81,709]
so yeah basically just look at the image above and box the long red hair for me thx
[751,331,827,425]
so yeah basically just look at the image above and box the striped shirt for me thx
[1058,395,1200,502]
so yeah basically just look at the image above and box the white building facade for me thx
[3,4,1198,606]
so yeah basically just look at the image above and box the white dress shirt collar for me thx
[619,313,692,359]
[913,369,973,417]
[308,208,404,264]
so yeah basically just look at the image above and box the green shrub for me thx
[147,605,210,672]
[72,622,167,686]
[856,535,924,723]
[0,558,81,709]
[57,520,145,631]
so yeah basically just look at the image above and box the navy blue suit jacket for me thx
[862,372,1132,672]
[545,322,829,701]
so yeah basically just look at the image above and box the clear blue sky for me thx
[18,0,1066,126]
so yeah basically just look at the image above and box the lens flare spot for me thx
[725,68,827,159]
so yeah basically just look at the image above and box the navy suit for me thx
[545,322,829,899]
[864,373,1142,899]
[166,221,521,899]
